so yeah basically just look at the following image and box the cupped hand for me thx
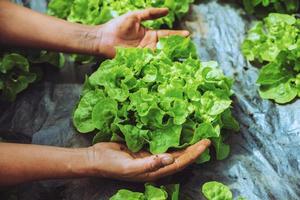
[93,8,190,58]
[87,139,211,182]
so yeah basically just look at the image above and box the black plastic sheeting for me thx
[0,1,299,200]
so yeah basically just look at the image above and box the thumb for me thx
[129,154,174,174]
[134,8,169,21]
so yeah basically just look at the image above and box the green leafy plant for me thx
[110,181,247,200]
[110,183,179,200]
[73,35,239,162]
[242,0,299,14]
[242,13,300,104]
[48,0,194,29]
[0,53,36,101]
[202,181,233,200]
[201,181,246,200]
[0,51,65,101]
[27,50,65,69]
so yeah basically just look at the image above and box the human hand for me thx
[92,8,190,58]
[86,139,211,182]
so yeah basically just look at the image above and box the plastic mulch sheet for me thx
[0,1,299,199]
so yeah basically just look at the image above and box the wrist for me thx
[89,25,105,56]
[68,24,100,56]
[67,23,111,57]
[86,25,115,58]
[70,146,105,178]
[66,147,95,178]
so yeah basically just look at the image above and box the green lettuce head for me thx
[73,35,239,162]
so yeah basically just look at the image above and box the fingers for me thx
[134,8,169,21]
[138,29,190,51]
[136,139,211,181]
[125,154,174,175]
[157,30,190,38]
[173,139,211,169]
[138,30,158,50]
[101,140,210,182]
[168,149,186,158]
[131,151,152,159]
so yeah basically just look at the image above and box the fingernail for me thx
[202,139,211,146]
[161,155,174,166]
[184,31,190,36]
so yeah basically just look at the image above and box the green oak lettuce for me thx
[73,36,238,161]
[0,53,36,101]
[48,0,194,29]
[202,181,247,200]
[242,13,300,104]
[110,190,145,200]
[110,183,179,200]
[0,51,65,101]
[242,0,299,14]
[202,181,233,200]
[27,50,65,69]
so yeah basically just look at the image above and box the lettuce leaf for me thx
[73,89,106,133]
[242,13,300,104]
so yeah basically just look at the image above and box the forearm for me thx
[0,143,92,186]
[0,1,100,55]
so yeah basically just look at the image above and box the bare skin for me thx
[0,1,210,186]
[0,140,211,186]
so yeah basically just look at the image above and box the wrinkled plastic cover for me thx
[0,1,299,200]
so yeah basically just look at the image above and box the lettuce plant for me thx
[0,53,36,101]
[27,50,65,69]
[110,183,179,200]
[48,0,194,29]
[242,13,300,104]
[202,181,233,200]
[73,36,239,161]
[242,0,299,14]
[202,181,247,200]
[0,51,65,101]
